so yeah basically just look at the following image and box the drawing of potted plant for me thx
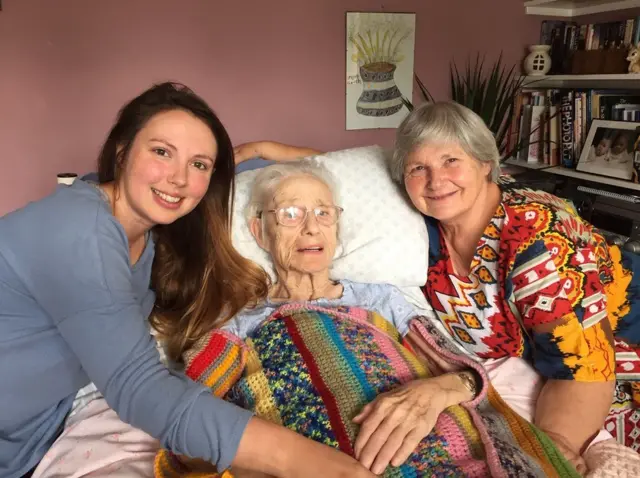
[348,15,413,117]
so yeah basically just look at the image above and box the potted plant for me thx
[403,54,529,160]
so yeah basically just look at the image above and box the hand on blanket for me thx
[235,417,377,478]
[544,429,588,476]
[352,373,473,475]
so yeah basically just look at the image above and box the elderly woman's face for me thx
[253,174,339,275]
[404,142,491,222]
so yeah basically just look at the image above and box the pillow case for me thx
[230,145,430,306]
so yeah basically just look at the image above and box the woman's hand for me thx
[234,142,264,164]
[233,417,376,478]
[543,430,588,476]
[352,373,474,475]
[534,378,614,477]
[233,141,322,164]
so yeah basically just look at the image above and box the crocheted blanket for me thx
[154,304,579,478]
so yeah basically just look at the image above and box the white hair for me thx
[390,101,501,183]
[245,160,340,222]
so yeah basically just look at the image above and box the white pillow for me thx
[231,145,430,307]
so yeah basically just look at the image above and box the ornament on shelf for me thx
[627,43,640,73]
[524,45,552,76]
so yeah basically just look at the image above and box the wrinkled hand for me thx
[544,430,588,476]
[233,142,263,164]
[352,377,453,475]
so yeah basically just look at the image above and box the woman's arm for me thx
[353,286,481,473]
[352,371,476,474]
[511,232,616,468]
[235,418,375,477]
[234,140,322,164]
[535,379,614,458]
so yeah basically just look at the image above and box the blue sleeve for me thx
[366,283,419,336]
[28,209,251,470]
[221,306,273,339]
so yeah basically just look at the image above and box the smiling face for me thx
[403,142,492,223]
[117,109,216,229]
[250,174,339,276]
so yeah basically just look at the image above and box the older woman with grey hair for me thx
[387,101,640,473]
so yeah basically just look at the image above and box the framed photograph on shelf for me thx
[576,119,640,183]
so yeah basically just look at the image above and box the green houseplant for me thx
[403,54,527,160]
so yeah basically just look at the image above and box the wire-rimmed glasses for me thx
[261,205,343,227]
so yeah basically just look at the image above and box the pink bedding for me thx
[33,357,639,477]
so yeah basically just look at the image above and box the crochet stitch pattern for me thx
[155,304,579,478]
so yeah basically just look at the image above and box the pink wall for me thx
[0,0,542,215]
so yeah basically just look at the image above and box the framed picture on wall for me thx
[576,119,640,183]
[346,12,416,130]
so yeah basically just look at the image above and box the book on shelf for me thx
[528,100,546,164]
[561,90,574,168]
[508,87,640,170]
[549,104,559,165]
[539,16,640,75]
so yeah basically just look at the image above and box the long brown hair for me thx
[97,82,269,361]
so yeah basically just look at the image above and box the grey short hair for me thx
[390,101,501,183]
[245,160,339,221]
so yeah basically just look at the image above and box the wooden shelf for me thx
[525,0,640,17]
[504,158,640,191]
[522,74,640,89]
[503,158,553,169]
[547,166,640,190]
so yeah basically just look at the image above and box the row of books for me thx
[541,18,640,74]
[507,89,640,168]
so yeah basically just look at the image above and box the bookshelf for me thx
[504,158,640,191]
[525,0,640,17]
[511,9,640,192]
[522,74,640,90]
[511,75,640,192]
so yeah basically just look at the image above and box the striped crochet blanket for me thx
[155,304,579,478]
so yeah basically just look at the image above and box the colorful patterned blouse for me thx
[423,186,640,383]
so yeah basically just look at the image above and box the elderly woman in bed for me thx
[227,162,479,474]
[389,102,640,467]
[155,161,491,477]
[235,104,640,472]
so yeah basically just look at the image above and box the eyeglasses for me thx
[260,205,343,227]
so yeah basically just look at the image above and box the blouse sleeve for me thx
[366,283,420,337]
[510,232,615,382]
